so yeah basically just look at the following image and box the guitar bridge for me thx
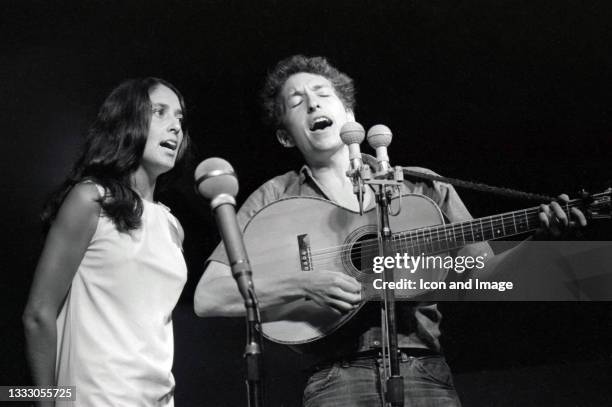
[297,234,313,271]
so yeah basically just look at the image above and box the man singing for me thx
[194,55,584,406]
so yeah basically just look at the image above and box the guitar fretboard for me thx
[392,204,561,255]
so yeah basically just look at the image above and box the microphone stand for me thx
[229,259,264,407]
[376,183,403,407]
[351,164,405,407]
[219,209,265,407]
[242,285,264,407]
[195,158,265,407]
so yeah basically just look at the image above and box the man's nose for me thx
[306,95,321,113]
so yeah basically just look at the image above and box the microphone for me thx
[367,124,393,175]
[194,158,253,302]
[196,158,264,403]
[340,121,365,173]
[340,121,368,214]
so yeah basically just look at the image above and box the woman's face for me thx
[140,84,184,177]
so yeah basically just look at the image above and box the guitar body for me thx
[242,194,445,345]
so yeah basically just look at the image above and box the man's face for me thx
[278,72,353,160]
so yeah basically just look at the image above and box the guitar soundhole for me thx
[349,233,378,277]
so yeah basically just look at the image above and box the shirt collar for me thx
[298,165,313,184]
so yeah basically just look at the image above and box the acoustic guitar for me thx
[241,191,610,345]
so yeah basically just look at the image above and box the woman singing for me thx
[23,77,192,406]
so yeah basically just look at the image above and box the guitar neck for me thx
[392,199,578,255]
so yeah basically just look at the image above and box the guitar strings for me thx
[308,206,543,257]
[309,213,608,273]
[305,197,608,270]
[308,196,606,258]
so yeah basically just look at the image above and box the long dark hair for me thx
[42,77,192,233]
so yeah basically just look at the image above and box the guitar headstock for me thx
[579,188,611,220]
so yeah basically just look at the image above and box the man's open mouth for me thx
[309,116,333,131]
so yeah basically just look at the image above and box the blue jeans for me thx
[303,353,461,407]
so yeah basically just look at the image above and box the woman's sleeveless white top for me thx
[56,188,187,406]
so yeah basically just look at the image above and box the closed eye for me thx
[289,96,303,108]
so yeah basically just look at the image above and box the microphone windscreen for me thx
[340,122,365,145]
[366,125,392,148]
[194,157,239,200]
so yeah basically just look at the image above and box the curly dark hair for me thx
[42,77,192,233]
[261,55,356,128]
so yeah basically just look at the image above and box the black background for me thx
[2,1,611,405]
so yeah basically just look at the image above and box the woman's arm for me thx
[23,183,101,387]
